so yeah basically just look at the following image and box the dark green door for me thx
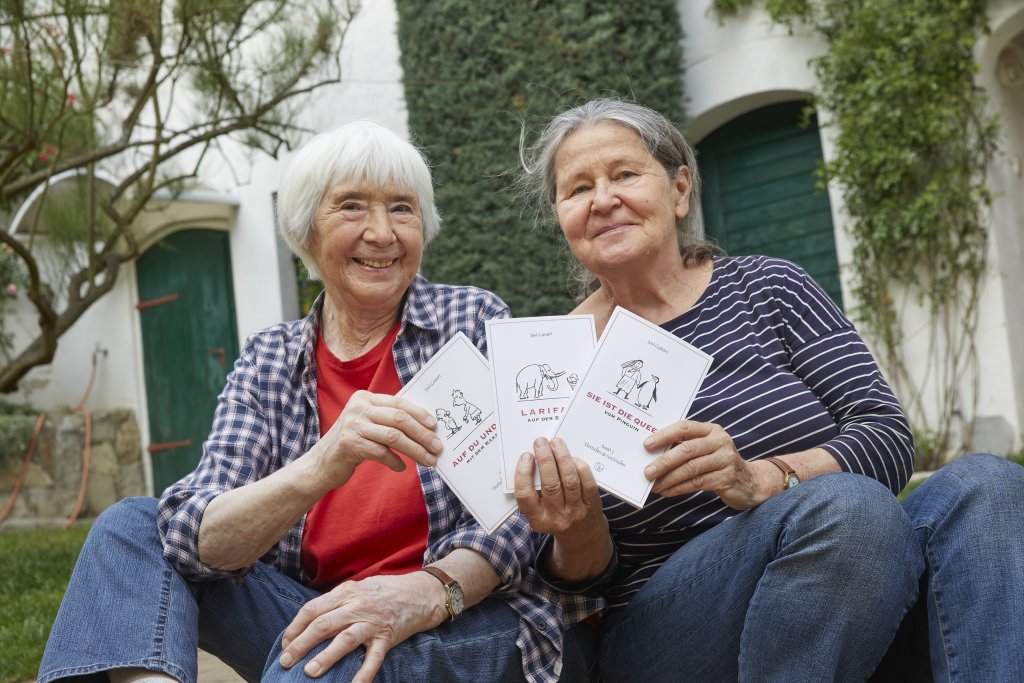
[698,101,843,308]
[137,229,239,494]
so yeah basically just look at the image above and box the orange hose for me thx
[64,411,91,529]
[0,413,47,525]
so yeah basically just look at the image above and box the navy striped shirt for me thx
[601,256,914,609]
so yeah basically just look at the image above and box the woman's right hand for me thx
[515,437,613,582]
[317,390,443,486]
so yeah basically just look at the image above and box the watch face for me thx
[786,474,800,488]
[450,586,465,615]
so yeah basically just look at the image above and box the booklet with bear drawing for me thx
[485,315,597,492]
[396,333,516,533]
[553,307,713,508]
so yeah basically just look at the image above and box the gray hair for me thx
[518,99,714,296]
[277,120,441,280]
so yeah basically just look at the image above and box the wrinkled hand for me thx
[277,572,445,680]
[318,390,443,484]
[644,420,773,509]
[514,437,605,538]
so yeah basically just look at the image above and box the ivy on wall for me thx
[394,0,685,316]
[713,0,998,464]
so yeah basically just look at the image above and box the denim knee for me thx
[84,496,160,551]
[920,453,1024,504]
[791,473,914,542]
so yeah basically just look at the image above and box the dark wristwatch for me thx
[419,566,465,621]
[765,456,800,490]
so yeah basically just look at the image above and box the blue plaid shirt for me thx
[157,274,602,683]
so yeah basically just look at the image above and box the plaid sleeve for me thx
[156,333,282,581]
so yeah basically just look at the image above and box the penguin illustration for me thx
[635,375,659,410]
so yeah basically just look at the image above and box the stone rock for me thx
[85,470,119,515]
[54,415,86,491]
[0,463,20,489]
[115,418,141,463]
[23,463,53,487]
[25,486,76,518]
[89,443,119,476]
[116,461,146,499]
[110,408,133,424]
[8,491,31,518]
[89,415,115,444]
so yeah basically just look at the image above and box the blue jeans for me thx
[598,473,923,682]
[37,497,597,683]
[884,453,1024,682]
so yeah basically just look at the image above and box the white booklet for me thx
[485,315,597,492]
[396,333,516,534]
[553,307,713,507]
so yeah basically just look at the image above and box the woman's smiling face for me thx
[308,178,424,316]
[553,121,691,276]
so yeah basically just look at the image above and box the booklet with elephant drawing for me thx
[553,307,713,508]
[396,333,516,534]
[485,315,598,493]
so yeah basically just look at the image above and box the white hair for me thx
[276,120,442,279]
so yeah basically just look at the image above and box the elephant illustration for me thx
[516,363,567,400]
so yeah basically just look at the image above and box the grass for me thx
[0,524,90,683]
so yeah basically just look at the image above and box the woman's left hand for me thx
[277,571,445,681]
[643,420,774,510]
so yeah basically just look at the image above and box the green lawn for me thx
[0,524,90,683]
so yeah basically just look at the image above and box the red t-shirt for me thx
[300,321,429,590]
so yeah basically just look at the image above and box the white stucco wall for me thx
[678,0,1023,453]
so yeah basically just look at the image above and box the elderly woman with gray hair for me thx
[38,121,597,683]
[513,99,1024,682]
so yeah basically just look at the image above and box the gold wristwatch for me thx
[765,456,801,490]
[419,566,465,621]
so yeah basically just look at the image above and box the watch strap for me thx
[765,456,798,489]
[419,566,463,620]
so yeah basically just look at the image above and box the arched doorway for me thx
[697,101,843,308]
[136,229,239,494]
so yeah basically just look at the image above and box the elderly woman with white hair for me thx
[37,121,598,683]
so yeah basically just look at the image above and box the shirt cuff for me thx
[534,534,619,595]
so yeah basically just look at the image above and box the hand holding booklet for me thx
[553,307,713,508]
[485,315,597,492]
[396,333,516,534]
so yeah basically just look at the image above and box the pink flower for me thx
[66,93,76,106]
[6,283,17,296]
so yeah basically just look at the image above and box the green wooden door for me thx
[137,229,239,494]
[698,101,843,308]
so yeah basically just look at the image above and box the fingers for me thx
[353,637,390,683]
[551,438,583,506]
[644,424,729,480]
[533,437,564,499]
[338,392,444,469]
[513,451,540,513]
[574,457,600,505]
[643,419,712,451]
[301,622,376,679]
[651,447,728,495]
[280,592,352,670]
